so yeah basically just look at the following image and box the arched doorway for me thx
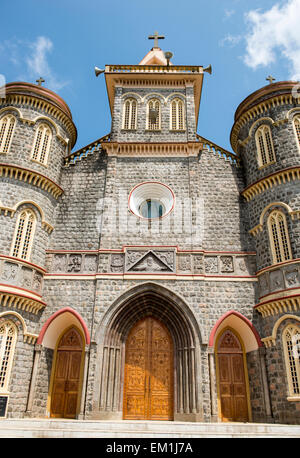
[123,317,173,420]
[94,283,202,421]
[49,326,84,419]
[216,328,249,422]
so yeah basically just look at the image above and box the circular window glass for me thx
[129,182,174,219]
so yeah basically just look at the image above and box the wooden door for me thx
[50,327,83,419]
[217,329,249,422]
[123,317,173,420]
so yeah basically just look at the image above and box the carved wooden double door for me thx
[217,329,249,422]
[123,317,173,420]
[50,327,83,419]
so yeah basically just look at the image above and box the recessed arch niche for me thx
[93,282,203,421]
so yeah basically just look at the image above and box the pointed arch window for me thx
[11,209,36,261]
[268,210,292,264]
[293,115,300,147]
[123,98,137,130]
[0,114,16,154]
[147,99,161,131]
[282,324,300,397]
[0,320,17,393]
[170,98,185,130]
[255,125,276,167]
[31,123,52,165]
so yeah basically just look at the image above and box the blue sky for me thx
[1,0,300,152]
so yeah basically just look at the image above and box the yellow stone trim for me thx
[0,290,46,314]
[0,310,38,344]
[242,167,300,202]
[255,295,300,319]
[249,201,300,237]
[101,141,202,157]
[0,163,63,199]
[231,93,294,153]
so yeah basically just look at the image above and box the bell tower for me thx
[102,33,207,152]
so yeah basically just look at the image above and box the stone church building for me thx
[0,39,299,425]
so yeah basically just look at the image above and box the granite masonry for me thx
[0,46,299,424]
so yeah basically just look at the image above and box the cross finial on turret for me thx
[266,75,276,84]
[148,31,165,48]
[36,77,45,86]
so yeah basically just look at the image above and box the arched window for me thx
[147,99,161,131]
[11,209,36,261]
[0,320,17,393]
[0,114,16,154]
[31,123,52,165]
[268,210,292,264]
[170,98,185,130]
[293,115,300,147]
[282,324,300,397]
[255,125,276,167]
[123,98,137,130]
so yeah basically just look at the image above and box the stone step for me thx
[0,419,300,438]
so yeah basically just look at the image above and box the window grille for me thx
[11,209,36,261]
[31,123,52,165]
[170,98,185,130]
[0,114,16,154]
[0,321,17,393]
[123,98,137,130]
[283,325,300,397]
[268,210,292,264]
[147,99,161,130]
[255,125,276,166]
[293,115,300,147]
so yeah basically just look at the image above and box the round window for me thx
[128,182,175,219]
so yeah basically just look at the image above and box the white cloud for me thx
[25,36,68,91]
[219,34,242,47]
[243,0,300,80]
[1,36,68,92]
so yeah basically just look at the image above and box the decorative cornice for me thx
[242,166,300,203]
[261,314,300,347]
[254,293,300,318]
[101,141,203,157]
[0,288,46,314]
[0,163,63,200]
[64,133,111,166]
[196,134,239,165]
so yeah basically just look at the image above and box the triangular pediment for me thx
[139,48,171,66]
[127,250,172,272]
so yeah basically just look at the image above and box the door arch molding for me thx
[93,282,203,421]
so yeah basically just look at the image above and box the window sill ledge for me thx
[287,396,300,402]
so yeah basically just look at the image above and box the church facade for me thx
[0,42,299,425]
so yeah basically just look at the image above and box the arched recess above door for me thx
[37,307,90,349]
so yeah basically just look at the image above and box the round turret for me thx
[0,81,76,315]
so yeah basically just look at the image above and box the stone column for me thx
[208,347,218,422]
[25,343,42,417]
[258,346,273,422]
[78,345,90,419]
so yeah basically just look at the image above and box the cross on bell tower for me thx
[148,31,165,48]
[266,75,276,84]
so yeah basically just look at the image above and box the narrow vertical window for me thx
[0,321,17,393]
[0,114,16,154]
[293,115,300,147]
[268,210,292,264]
[255,125,276,167]
[11,209,36,261]
[31,123,52,165]
[283,325,300,397]
[147,99,161,131]
[170,98,185,130]
[123,98,137,130]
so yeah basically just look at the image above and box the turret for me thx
[0,81,76,314]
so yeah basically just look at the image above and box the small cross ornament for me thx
[36,77,45,86]
[148,31,165,48]
[266,75,276,84]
